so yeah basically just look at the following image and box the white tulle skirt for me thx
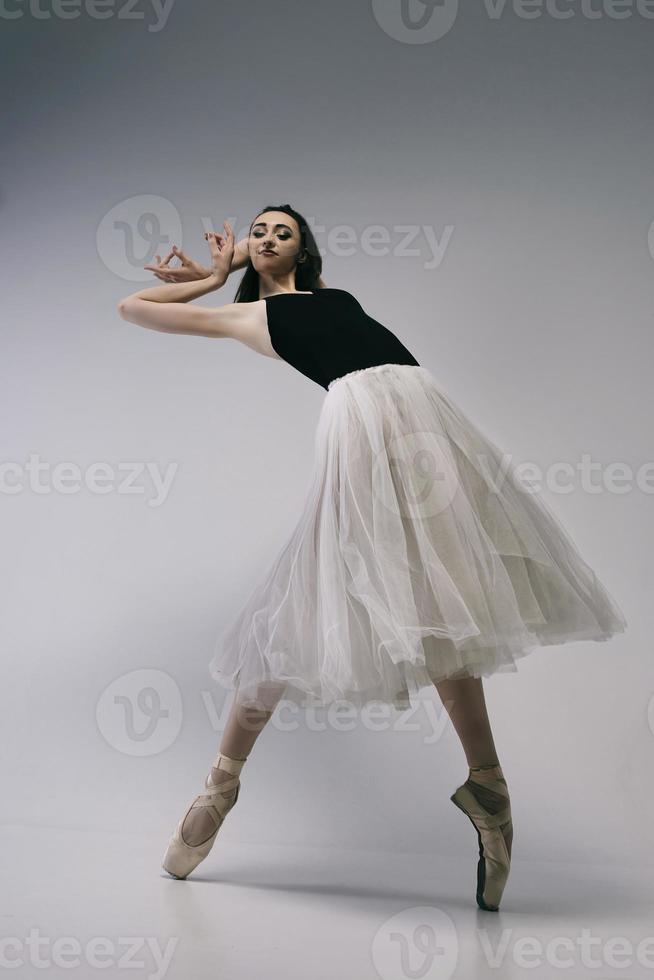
[209,363,627,710]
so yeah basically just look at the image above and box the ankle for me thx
[210,766,237,785]
[209,751,248,785]
[467,762,507,786]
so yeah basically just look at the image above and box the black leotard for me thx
[264,287,420,390]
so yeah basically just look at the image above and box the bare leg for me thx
[181,683,286,846]
[434,675,499,768]
[434,675,512,858]
[217,684,287,760]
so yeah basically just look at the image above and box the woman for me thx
[118,203,627,909]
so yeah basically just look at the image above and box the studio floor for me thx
[2,824,652,980]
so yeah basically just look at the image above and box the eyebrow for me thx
[251,222,294,232]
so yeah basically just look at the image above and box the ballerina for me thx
[118,203,627,910]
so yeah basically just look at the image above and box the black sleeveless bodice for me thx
[264,287,420,390]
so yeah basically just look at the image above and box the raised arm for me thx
[117,287,259,340]
[118,223,251,339]
[230,235,250,272]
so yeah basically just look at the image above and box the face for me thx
[249,211,304,273]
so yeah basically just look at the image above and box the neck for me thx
[259,272,302,299]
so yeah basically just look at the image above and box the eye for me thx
[252,229,293,240]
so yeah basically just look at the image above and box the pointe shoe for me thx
[450,763,512,911]
[162,752,247,880]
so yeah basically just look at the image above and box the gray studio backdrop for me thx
[2,0,649,867]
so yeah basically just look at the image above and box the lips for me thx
[261,249,277,255]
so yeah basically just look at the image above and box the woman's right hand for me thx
[144,246,212,284]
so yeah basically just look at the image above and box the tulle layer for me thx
[209,363,627,710]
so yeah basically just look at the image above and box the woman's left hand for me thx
[205,221,235,286]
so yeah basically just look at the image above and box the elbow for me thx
[116,297,169,334]
[117,298,137,323]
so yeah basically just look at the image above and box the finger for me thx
[205,231,225,248]
[206,231,222,255]
[146,259,174,273]
[172,245,192,264]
